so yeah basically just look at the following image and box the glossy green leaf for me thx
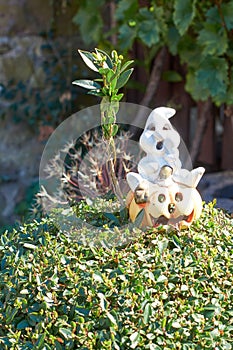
[172,321,182,328]
[143,303,152,324]
[93,271,104,283]
[133,208,144,227]
[20,289,29,294]
[158,239,169,254]
[172,234,181,249]
[78,50,99,72]
[111,124,119,137]
[157,274,168,283]
[130,331,140,346]
[35,333,46,349]
[23,243,37,250]
[87,90,104,97]
[17,319,30,330]
[120,60,134,73]
[59,327,72,340]
[116,68,134,89]
[72,79,101,90]
[111,93,124,102]
[106,311,117,325]
[6,307,18,324]
[99,67,111,75]
[95,48,113,68]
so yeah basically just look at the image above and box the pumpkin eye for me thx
[163,124,171,130]
[175,192,183,202]
[158,194,166,203]
[147,123,155,131]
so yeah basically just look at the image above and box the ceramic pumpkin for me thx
[126,180,203,229]
[126,107,205,229]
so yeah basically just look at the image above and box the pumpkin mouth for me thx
[150,209,194,227]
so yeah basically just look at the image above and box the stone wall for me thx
[0,0,82,228]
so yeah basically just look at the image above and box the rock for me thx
[0,36,45,85]
[199,171,233,213]
[0,182,22,218]
[0,114,45,226]
[0,117,44,179]
[0,0,52,36]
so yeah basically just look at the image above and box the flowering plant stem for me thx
[73,48,134,204]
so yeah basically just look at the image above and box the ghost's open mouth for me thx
[150,209,194,227]
[156,140,164,150]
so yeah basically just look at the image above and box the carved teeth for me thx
[150,210,194,227]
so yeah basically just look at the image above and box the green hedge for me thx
[0,202,232,349]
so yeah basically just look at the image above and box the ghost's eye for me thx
[163,124,171,130]
[175,192,183,202]
[158,194,166,203]
[147,123,155,131]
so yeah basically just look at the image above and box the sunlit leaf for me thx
[78,50,99,72]
[72,79,101,90]
[95,48,113,68]
[59,327,72,340]
[23,243,37,250]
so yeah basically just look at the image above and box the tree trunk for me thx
[190,98,213,164]
[130,46,167,129]
[140,46,167,108]
[197,109,216,168]
[221,112,233,170]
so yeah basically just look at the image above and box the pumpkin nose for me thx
[168,203,175,214]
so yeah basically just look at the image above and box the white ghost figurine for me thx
[127,107,205,193]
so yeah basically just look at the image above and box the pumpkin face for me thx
[126,181,203,229]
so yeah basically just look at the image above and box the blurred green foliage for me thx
[73,0,233,106]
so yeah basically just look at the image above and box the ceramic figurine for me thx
[126,107,205,229]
